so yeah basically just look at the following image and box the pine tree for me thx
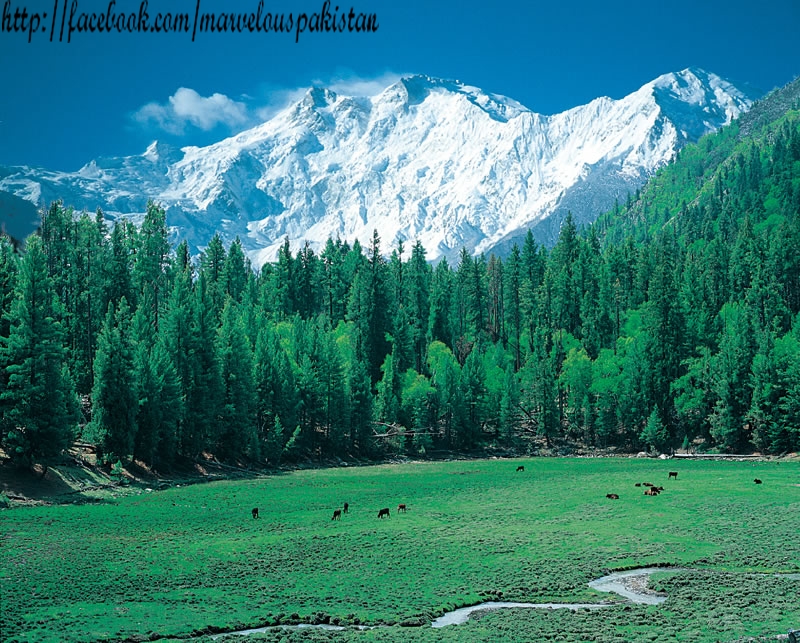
[503,245,523,369]
[132,303,182,470]
[216,299,258,460]
[0,236,18,395]
[223,237,250,304]
[406,240,431,373]
[428,257,454,349]
[347,358,373,455]
[640,406,669,453]
[133,201,171,332]
[90,298,138,463]
[199,234,227,320]
[709,303,756,451]
[1,236,79,464]
[183,277,223,457]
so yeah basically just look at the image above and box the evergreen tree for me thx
[223,237,250,304]
[1,236,79,464]
[709,303,756,451]
[183,276,223,457]
[133,326,182,470]
[133,201,171,331]
[216,299,258,460]
[640,406,669,453]
[406,240,431,372]
[90,298,137,463]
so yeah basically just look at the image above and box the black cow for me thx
[332,509,342,521]
[754,478,763,484]
[606,493,619,500]
[516,466,525,472]
[343,502,349,514]
[378,507,390,519]
[668,471,678,480]
[252,507,259,519]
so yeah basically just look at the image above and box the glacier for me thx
[0,68,755,266]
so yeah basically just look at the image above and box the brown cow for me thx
[398,503,407,512]
[332,509,342,521]
[252,508,259,519]
[668,471,678,480]
[343,502,349,514]
[606,493,619,500]
[516,465,525,472]
[378,507,390,519]
[754,478,763,484]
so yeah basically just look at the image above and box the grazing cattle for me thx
[754,478,763,484]
[378,507,390,519]
[343,502,349,514]
[516,465,525,472]
[252,508,259,519]
[668,471,678,480]
[398,503,407,512]
[643,482,654,487]
[635,483,642,487]
[606,493,619,500]
[332,509,342,521]
[644,488,660,496]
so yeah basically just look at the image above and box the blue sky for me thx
[0,0,798,170]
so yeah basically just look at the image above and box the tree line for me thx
[1,107,799,470]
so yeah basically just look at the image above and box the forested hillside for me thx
[1,81,799,470]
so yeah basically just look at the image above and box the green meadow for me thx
[1,458,798,643]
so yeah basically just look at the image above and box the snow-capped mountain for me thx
[0,68,755,265]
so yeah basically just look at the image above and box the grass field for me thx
[1,457,798,643]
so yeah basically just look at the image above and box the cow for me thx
[398,503,407,512]
[332,509,342,521]
[754,478,763,484]
[635,483,642,487]
[252,508,259,519]
[643,482,654,487]
[644,488,659,496]
[343,502,349,514]
[668,471,678,480]
[378,507,390,519]
[516,465,525,472]
[606,493,619,500]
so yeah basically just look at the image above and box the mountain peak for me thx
[0,69,759,267]
[143,140,182,164]
[302,86,338,108]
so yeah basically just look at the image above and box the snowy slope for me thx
[0,68,754,265]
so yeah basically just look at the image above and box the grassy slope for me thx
[1,457,798,643]
[595,76,800,245]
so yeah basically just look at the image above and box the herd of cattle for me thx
[248,466,768,520]
[250,501,408,521]
[597,470,765,500]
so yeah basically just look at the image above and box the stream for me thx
[212,566,683,638]
[209,569,800,637]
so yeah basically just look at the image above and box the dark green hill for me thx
[595,76,800,245]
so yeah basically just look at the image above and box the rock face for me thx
[0,68,755,266]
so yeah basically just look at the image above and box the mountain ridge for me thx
[0,68,757,265]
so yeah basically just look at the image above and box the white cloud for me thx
[132,88,249,135]
[132,72,407,136]
[325,71,405,97]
